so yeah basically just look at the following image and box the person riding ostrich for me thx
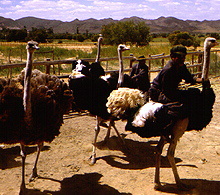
[106,37,218,190]
[0,40,73,194]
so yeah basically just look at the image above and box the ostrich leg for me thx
[154,136,166,189]
[103,120,126,146]
[111,120,126,145]
[20,144,26,194]
[103,120,112,143]
[167,118,189,190]
[90,116,102,164]
[29,142,44,182]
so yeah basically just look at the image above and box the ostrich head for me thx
[204,37,218,49]
[26,40,39,53]
[97,35,103,43]
[118,44,130,52]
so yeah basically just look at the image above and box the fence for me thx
[0,49,219,80]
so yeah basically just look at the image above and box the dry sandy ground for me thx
[0,78,220,195]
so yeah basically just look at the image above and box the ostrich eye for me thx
[210,40,216,43]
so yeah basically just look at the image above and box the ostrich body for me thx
[0,41,73,194]
[107,37,218,190]
[69,44,134,164]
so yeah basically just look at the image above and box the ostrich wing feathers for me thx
[132,102,163,127]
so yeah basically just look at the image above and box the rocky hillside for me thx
[0,16,220,34]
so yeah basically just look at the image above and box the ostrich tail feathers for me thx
[187,87,215,130]
[106,88,145,119]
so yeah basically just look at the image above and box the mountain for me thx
[0,16,21,29]
[0,16,220,34]
[16,17,63,30]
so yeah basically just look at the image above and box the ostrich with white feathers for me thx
[107,37,218,190]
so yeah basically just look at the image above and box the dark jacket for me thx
[130,63,150,92]
[150,60,196,103]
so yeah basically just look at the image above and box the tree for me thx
[4,29,27,42]
[207,33,220,39]
[101,20,151,46]
[27,27,55,43]
[168,31,200,48]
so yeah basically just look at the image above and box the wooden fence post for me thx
[129,54,135,68]
[20,48,23,62]
[161,58,164,68]
[46,58,51,74]
[148,54,152,81]
[161,53,165,68]
[8,49,11,64]
[106,61,108,71]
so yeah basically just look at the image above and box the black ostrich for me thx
[69,43,135,164]
[0,40,73,194]
[71,36,105,79]
[106,37,218,190]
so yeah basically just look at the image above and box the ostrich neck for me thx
[117,50,124,88]
[95,39,101,62]
[202,46,211,81]
[23,51,33,127]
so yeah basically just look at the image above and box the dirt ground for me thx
[0,77,220,195]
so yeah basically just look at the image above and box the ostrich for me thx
[106,37,218,190]
[71,35,105,79]
[0,40,73,194]
[69,44,134,164]
[90,44,135,164]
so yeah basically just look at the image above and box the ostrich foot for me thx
[29,169,38,182]
[89,154,96,165]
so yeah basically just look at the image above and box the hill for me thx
[0,16,220,34]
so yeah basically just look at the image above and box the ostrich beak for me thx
[124,45,130,50]
[34,45,40,50]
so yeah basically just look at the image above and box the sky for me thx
[0,0,219,22]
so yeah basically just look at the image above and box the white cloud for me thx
[0,0,12,5]
[145,0,163,2]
